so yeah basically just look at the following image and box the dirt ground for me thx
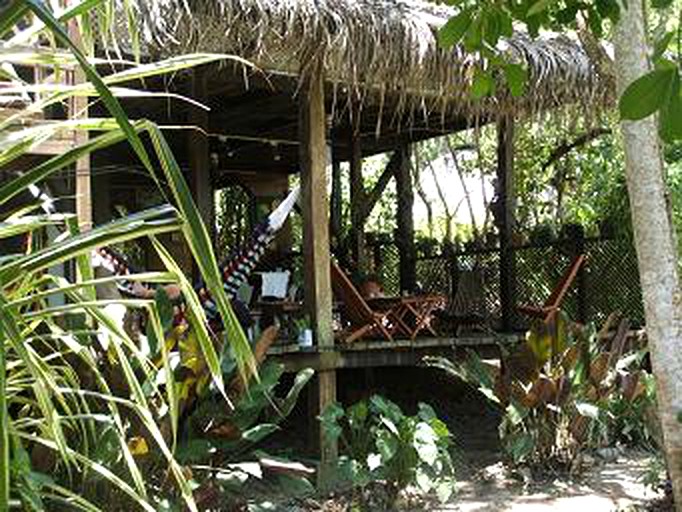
[272,367,667,511]
[442,452,662,512]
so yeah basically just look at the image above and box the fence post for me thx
[443,241,458,300]
[565,224,587,322]
[372,240,384,276]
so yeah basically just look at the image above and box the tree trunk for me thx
[614,1,682,506]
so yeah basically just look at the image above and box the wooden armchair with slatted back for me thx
[517,254,586,324]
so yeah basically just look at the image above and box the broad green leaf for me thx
[278,368,314,419]
[482,9,501,46]
[413,422,439,465]
[527,0,554,17]
[652,0,673,8]
[471,68,494,99]
[498,9,514,37]
[587,7,604,37]
[619,68,676,120]
[556,4,580,24]
[652,31,674,62]
[505,401,529,426]
[463,14,483,52]
[596,0,620,22]
[318,403,344,442]
[437,10,472,48]
[503,63,528,97]
[242,424,279,443]
[659,77,682,142]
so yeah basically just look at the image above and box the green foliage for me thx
[319,395,456,507]
[438,0,682,142]
[427,313,657,469]
[620,62,682,143]
[173,363,315,509]
[0,3,260,510]
[178,362,314,463]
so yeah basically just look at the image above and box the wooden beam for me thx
[330,158,342,242]
[68,22,91,232]
[395,143,417,293]
[188,68,214,234]
[349,128,368,273]
[360,149,401,219]
[497,117,517,331]
[298,60,337,486]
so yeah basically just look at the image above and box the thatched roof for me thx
[125,0,612,125]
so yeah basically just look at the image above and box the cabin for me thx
[3,0,637,476]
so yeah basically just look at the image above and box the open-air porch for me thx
[2,0,645,479]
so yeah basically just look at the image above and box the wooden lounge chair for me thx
[330,261,400,343]
[517,254,586,324]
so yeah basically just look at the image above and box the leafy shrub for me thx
[0,4,254,510]
[427,312,656,470]
[320,395,455,508]
[178,362,313,464]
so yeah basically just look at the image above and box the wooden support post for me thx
[188,68,214,237]
[330,157,342,244]
[349,130,368,274]
[566,224,588,322]
[497,118,517,331]
[68,22,91,232]
[298,61,337,486]
[395,143,417,293]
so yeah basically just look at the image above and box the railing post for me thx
[443,241,458,300]
[566,224,587,322]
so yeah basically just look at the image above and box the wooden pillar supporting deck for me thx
[349,127,368,273]
[497,117,517,331]
[330,157,342,244]
[298,61,337,486]
[68,22,91,232]
[395,143,417,293]
[188,68,214,238]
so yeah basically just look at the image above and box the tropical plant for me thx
[439,1,682,499]
[0,2,257,510]
[427,313,655,469]
[164,358,315,509]
[319,395,456,509]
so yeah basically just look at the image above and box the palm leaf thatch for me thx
[121,0,612,124]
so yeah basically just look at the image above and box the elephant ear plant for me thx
[0,2,256,510]
[426,312,656,471]
[320,395,456,508]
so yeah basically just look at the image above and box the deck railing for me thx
[254,225,644,333]
[365,227,644,330]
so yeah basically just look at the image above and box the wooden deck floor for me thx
[268,333,522,372]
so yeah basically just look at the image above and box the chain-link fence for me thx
[366,232,644,331]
